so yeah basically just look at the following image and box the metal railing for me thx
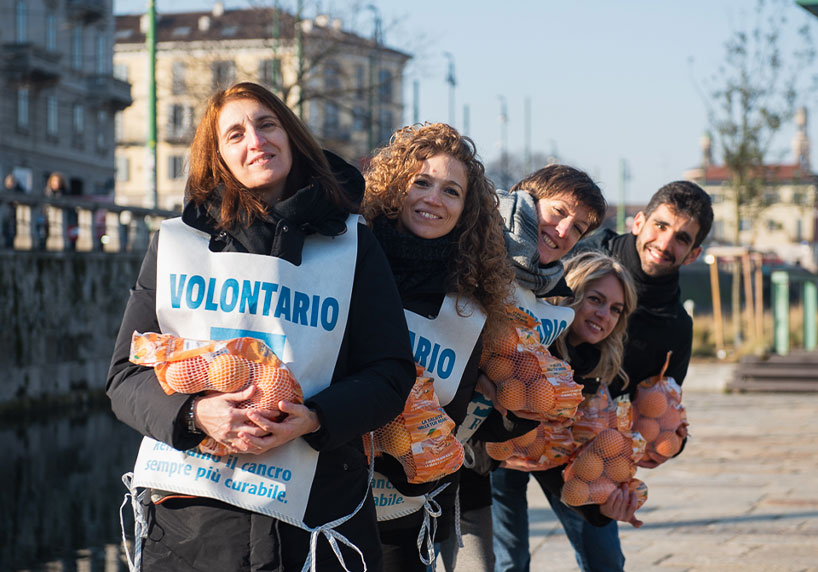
[0,191,178,253]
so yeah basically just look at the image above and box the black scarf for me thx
[608,233,680,319]
[370,216,453,298]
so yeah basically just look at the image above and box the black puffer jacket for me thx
[106,152,416,566]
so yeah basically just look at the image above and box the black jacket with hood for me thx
[106,152,416,568]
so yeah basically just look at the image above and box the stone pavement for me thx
[528,388,818,571]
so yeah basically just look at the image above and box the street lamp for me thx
[443,51,456,127]
[366,4,381,150]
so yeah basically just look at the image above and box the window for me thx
[168,155,185,179]
[353,105,367,132]
[739,218,751,231]
[324,61,341,92]
[115,156,130,182]
[793,191,804,206]
[73,103,85,135]
[378,109,393,144]
[323,102,340,138]
[172,61,185,94]
[46,12,57,51]
[378,69,393,103]
[114,111,123,142]
[212,61,235,90]
[96,110,107,150]
[72,27,83,70]
[355,64,366,91]
[259,59,281,90]
[46,95,58,136]
[17,88,29,129]
[96,34,107,74]
[713,220,724,241]
[763,191,777,205]
[114,64,129,82]
[15,0,27,43]
[168,104,194,138]
[796,219,803,242]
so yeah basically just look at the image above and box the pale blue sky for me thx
[114,0,818,203]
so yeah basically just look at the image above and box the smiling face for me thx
[567,273,626,347]
[396,153,468,239]
[535,193,593,264]
[217,98,293,204]
[632,203,702,277]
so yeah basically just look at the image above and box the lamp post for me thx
[498,95,509,189]
[146,0,157,208]
[443,51,456,127]
[366,4,381,150]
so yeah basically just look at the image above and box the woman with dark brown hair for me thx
[107,82,415,571]
[362,122,514,571]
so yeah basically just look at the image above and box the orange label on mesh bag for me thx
[487,421,576,471]
[366,367,464,484]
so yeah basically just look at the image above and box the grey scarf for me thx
[496,189,565,297]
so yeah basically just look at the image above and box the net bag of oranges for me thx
[560,427,647,508]
[481,306,584,424]
[571,383,633,447]
[631,352,687,461]
[486,422,575,471]
[363,365,465,484]
[129,331,303,410]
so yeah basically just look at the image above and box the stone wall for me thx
[0,250,144,404]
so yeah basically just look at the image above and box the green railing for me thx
[771,270,818,355]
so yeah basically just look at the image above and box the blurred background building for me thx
[113,1,410,210]
[0,0,131,197]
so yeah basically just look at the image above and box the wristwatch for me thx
[185,397,203,435]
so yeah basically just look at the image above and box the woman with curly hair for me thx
[361,122,514,571]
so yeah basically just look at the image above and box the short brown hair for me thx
[187,82,344,229]
[510,164,607,236]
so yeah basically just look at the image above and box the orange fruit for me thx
[486,440,514,461]
[588,477,615,504]
[252,365,300,410]
[604,455,635,483]
[496,378,527,411]
[528,381,556,413]
[562,478,590,506]
[653,431,682,457]
[632,417,660,442]
[572,451,604,482]
[636,390,668,418]
[381,422,412,458]
[592,429,629,460]
[513,352,542,383]
[208,354,251,392]
[484,356,515,382]
[658,406,682,431]
[165,356,209,393]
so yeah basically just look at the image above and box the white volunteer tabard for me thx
[456,281,575,443]
[133,215,358,527]
[373,294,485,521]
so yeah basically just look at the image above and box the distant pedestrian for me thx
[2,174,23,248]
[44,172,77,250]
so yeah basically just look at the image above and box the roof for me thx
[115,8,410,60]
[689,163,817,184]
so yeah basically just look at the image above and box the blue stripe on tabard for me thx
[210,327,287,356]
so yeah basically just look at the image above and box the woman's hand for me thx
[235,401,321,455]
[194,385,273,453]
[599,483,643,528]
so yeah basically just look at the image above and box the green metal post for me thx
[147,0,157,208]
[771,270,790,355]
[803,280,817,351]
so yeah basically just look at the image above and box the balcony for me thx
[66,0,105,24]
[2,43,61,87]
[86,75,133,111]
[164,127,196,144]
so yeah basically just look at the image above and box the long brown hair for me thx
[549,251,637,387]
[187,82,345,228]
[362,122,514,339]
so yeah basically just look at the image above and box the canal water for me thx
[0,404,143,571]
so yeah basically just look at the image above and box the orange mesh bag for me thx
[561,427,647,507]
[130,331,302,408]
[571,384,633,447]
[481,306,583,423]
[364,365,465,484]
[631,352,687,460]
[486,421,576,471]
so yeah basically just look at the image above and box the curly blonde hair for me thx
[549,251,637,387]
[362,123,514,339]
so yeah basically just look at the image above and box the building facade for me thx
[685,111,818,270]
[0,0,131,197]
[114,3,410,210]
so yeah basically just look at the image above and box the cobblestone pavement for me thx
[529,390,818,572]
